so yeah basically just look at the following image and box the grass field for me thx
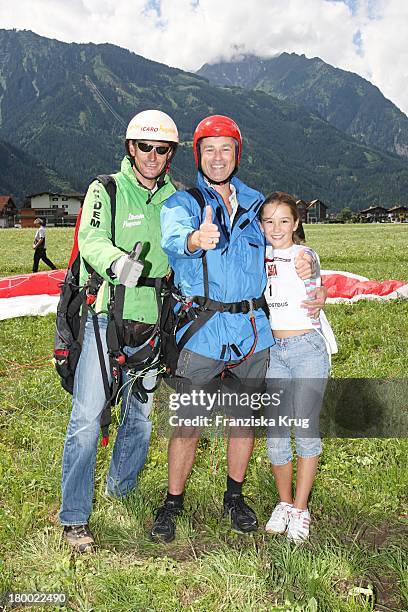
[0,225,407,612]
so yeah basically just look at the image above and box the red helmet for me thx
[193,115,242,169]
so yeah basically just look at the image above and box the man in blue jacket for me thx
[152,115,318,543]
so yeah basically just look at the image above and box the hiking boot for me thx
[150,500,182,543]
[223,492,258,533]
[63,524,95,553]
[265,501,293,534]
[287,508,311,543]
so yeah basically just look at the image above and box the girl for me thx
[259,191,336,543]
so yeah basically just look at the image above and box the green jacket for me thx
[78,156,176,323]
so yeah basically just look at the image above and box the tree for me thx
[337,207,352,222]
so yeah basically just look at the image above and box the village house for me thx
[0,196,18,228]
[17,191,84,227]
[296,199,308,222]
[307,199,328,223]
[359,205,389,222]
[296,198,328,223]
[387,205,408,222]
[297,199,407,224]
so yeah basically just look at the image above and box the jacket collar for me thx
[196,172,263,212]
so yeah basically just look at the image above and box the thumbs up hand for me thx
[294,248,314,280]
[203,205,213,225]
[188,205,220,252]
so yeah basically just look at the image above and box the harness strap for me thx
[191,294,268,314]
[106,277,165,357]
[223,314,258,374]
[187,188,209,298]
[177,309,216,353]
[138,276,163,288]
[111,283,126,351]
[95,175,118,445]
[91,312,112,446]
[103,274,165,424]
[122,277,164,399]
[97,174,117,242]
[78,303,88,347]
[66,288,87,319]
[175,295,267,356]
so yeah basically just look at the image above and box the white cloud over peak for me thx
[1,0,407,114]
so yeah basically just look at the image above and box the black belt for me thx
[138,276,165,288]
[191,294,267,314]
[176,294,269,354]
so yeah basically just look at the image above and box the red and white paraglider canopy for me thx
[0,269,66,320]
[322,270,408,303]
[0,269,406,321]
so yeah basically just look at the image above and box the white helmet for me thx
[126,110,179,143]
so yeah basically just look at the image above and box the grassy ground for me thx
[0,225,407,611]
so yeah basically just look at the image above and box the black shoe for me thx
[150,500,182,543]
[63,524,95,553]
[223,493,258,533]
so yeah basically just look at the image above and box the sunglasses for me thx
[136,142,171,155]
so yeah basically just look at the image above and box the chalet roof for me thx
[296,199,328,209]
[388,205,408,212]
[0,195,16,212]
[360,205,388,213]
[27,191,84,199]
[62,192,84,198]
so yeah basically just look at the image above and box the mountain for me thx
[0,137,72,202]
[197,53,408,159]
[1,30,408,211]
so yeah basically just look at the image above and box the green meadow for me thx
[0,224,407,611]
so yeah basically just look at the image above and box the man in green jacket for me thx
[60,110,178,552]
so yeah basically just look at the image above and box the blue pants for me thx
[265,331,330,465]
[60,315,155,525]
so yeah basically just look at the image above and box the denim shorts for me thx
[265,330,330,465]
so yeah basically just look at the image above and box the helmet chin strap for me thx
[201,168,237,186]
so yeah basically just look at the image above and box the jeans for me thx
[265,331,330,465]
[60,315,155,525]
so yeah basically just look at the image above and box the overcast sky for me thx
[1,0,407,114]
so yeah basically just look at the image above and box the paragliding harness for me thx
[160,188,269,378]
[54,175,165,446]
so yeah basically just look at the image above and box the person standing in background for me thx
[32,217,57,272]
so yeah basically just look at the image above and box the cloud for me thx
[357,0,408,112]
[1,0,407,114]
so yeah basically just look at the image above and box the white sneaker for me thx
[265,502,293,534]
[287,507,311,542]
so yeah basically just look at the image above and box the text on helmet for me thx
[129,123,177,135]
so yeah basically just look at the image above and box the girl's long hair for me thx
[259,191,305,244]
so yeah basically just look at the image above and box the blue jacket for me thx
[160,172,274,361]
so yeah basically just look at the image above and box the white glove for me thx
[111,242,144,287]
